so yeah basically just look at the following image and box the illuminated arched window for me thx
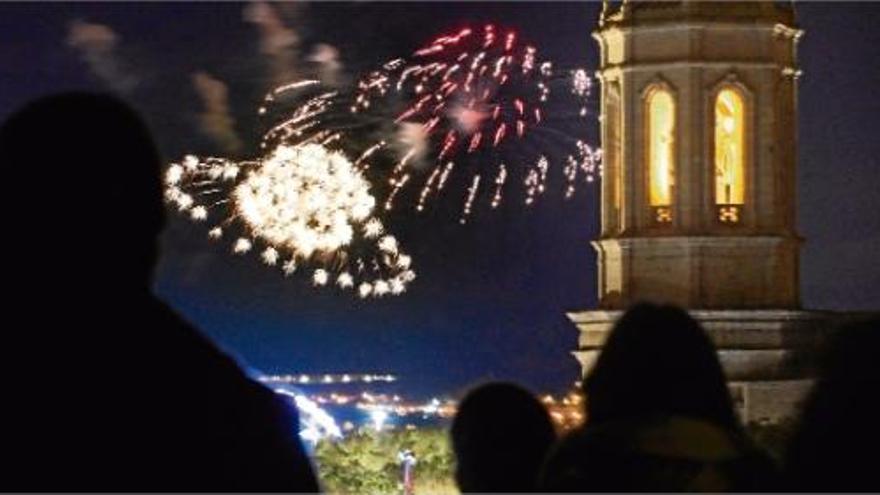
[715,88,745,206]
[647,88,676,212]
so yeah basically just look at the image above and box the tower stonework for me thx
[569,1,838,423]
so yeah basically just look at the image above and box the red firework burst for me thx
[355,24,600,223]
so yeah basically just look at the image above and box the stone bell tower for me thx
[568,1,837,423]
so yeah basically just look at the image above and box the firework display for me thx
[166,25,600,298]
[353,25,601,223]
[165,83,415,298]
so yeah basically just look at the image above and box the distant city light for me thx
[269,373,581,442]
[370,409,389,431]
[265,372,580,439]
[259,373,397,385]
[541,387,586,433]
[273,388,342,444]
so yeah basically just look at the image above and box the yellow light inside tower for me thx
[715,88,745,205]
[647,89,675,207]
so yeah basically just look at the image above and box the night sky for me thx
[1,2,877,398]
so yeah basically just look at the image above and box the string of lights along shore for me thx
[258,373,397,385]
[165,24,601,299]
[259,372,584,445]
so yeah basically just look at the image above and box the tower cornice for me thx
[599,1,797,29]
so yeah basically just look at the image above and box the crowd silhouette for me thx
[451,382,556,492]
[0,94,318,491]
[1,93,877,492]
[540,304,779,492]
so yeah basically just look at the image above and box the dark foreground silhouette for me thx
[540,303,778,492]
[451,382,556,492]
[0,93,319,491]
[784,318,880,491]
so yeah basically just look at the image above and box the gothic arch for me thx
[642,78,678,224]
[708,73,755,224]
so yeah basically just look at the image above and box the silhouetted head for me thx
[0,93,164,290]
[785,317,880,491]
[451,382,556,493]
[584,303,738,430]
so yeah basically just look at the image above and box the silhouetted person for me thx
[784,318,880,491]
[451,382,556,492]
[540,303,778,491]
[0,93,320,491]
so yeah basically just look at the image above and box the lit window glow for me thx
[715,88,745,205]
[647,89,676,207]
